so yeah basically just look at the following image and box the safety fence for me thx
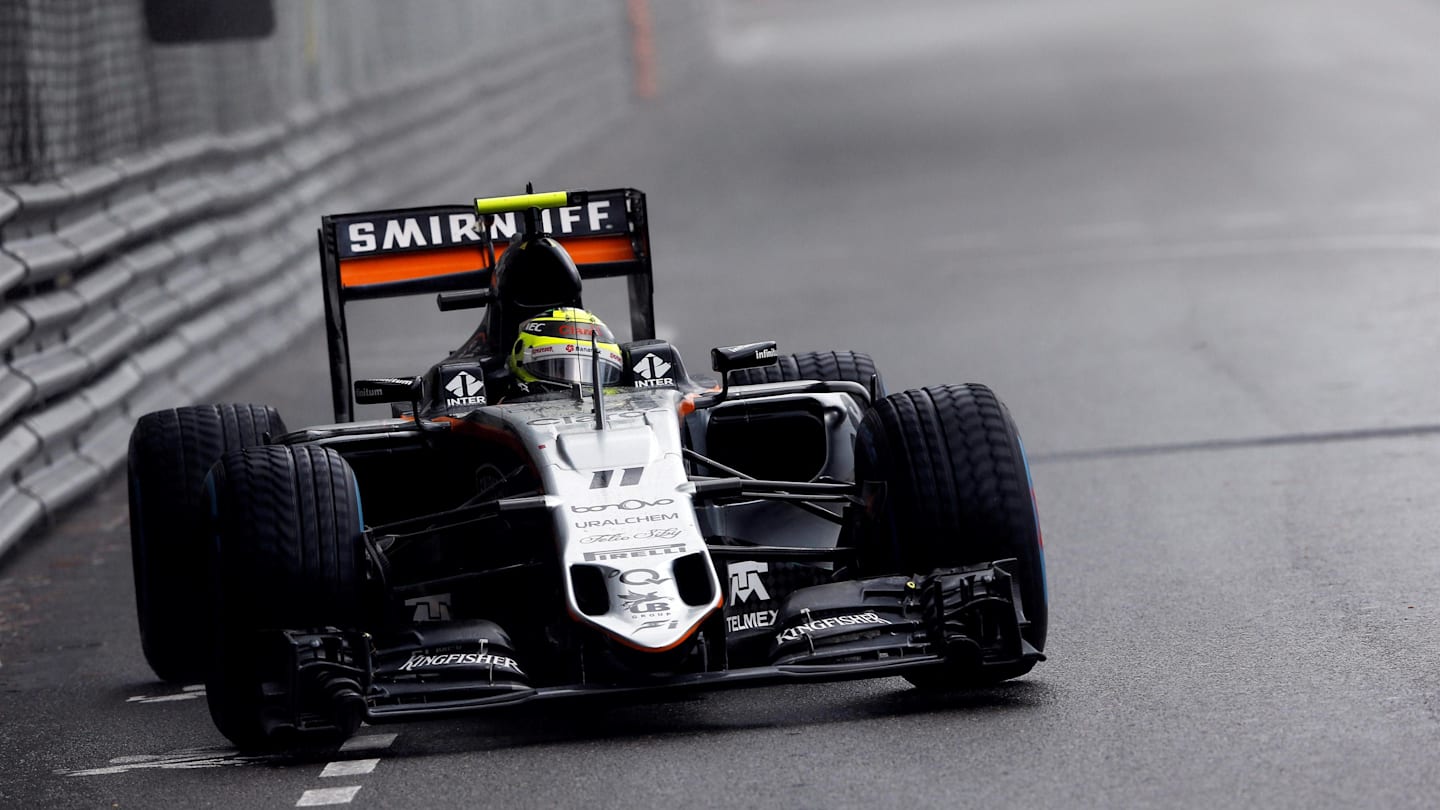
[0,0,708,560]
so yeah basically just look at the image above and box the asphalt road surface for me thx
[4,0,1440,806]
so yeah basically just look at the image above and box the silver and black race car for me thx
[127,187,1048,749]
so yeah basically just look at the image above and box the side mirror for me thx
[354,377,421,405]
[710,341,779,403]
[711,341,779,375]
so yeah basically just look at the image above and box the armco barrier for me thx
[0,1,707,561]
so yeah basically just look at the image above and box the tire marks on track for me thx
[53,727,400,810]
[125,683,205,703]
[55,747,276,777]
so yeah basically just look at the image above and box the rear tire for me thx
[852,384,1046,687]
[204,445,366,750]
[727,350,884,405]
[128,404,286,682]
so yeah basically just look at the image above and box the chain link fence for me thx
[0,0,708,559]
[2,0,662,184]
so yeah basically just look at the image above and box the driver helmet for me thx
[509,307,624,388]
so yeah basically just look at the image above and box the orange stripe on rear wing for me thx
[337,235,638,290]
[339,245,488,289]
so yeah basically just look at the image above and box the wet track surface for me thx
[4,0,1440,806]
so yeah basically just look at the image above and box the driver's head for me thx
[509,308,623,388]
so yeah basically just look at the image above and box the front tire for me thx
[128,404,286,682]
[852,384,1046,686]
[205,445,366,749]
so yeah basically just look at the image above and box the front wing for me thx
[256,561,1041,733]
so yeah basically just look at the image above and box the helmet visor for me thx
[521,344,624,386]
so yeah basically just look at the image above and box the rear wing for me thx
[317,187,654,421]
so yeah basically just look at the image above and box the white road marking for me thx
[298,736,394,806]
[338,732,396,752]
[297,786,363,806]
[320,759,380,778]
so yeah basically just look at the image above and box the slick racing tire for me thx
[852,384,1046,686]
[205,445,366,750]
[727,350,885,406]
[128,404,286,682]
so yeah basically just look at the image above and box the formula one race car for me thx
[127,187,1048,748]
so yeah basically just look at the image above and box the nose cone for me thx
[499,237,583,309]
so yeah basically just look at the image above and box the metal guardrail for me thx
[0,2,705,560]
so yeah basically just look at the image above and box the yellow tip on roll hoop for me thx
[474,191,573,216]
